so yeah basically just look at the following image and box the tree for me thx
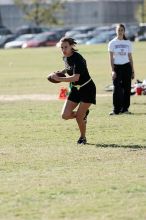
[136,0,146,23]
[14,0,65,26]
[141,0,146,22]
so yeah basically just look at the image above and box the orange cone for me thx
[59,87,68,100]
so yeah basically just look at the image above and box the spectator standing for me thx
[108,23,135,115]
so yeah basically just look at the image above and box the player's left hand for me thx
[51,74,60,82]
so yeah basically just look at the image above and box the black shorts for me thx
[68,80,96,104]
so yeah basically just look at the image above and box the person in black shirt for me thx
[52,37,96,144]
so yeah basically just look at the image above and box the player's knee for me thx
[61,113,70,120]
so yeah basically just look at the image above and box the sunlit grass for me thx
[0,42,146,95]
[0,43,146,220]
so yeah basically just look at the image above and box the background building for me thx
[0,0,143,31]
[63,0,142,26]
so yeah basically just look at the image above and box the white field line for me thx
[0,93,111,102]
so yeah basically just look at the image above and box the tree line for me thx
[14,0,65,26]
[1,0,146,28]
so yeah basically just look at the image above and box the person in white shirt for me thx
[108,23,135,115]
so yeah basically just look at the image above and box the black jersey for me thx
[63,52,91,86]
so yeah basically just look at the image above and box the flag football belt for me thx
[73,78,91,90]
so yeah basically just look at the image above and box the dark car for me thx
[137,23,146,36]
[51,27,71,38]
[13,25,48,37]
[22,31,61,48]
[0,35,16,48]
[135,33,146,41]
[0,27,12,36]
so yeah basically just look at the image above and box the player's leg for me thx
[122,65,132,113]
[61,99,78,120]
[76,102,91,144]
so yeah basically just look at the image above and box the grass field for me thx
[0,43,146,220]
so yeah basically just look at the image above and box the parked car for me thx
[135,33,146,41]
[92,26,114,34]
[51,27,71,38]
[0,26,12,36]
[65,26,96,37]
[137,23,146,36]
[86,31,116,45]
[126,24,139,41]
[22,31,61,48]
[74,33,93,44]
[71,26,96,34]
[4,34,36,49]
[13,25,48,37]
[65,30,81,38]
[0,35,16,48]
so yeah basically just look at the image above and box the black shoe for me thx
[77,137,87,145]
[84,109,89,122]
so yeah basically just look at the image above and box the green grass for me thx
[0,42,145,95]
[0,43,146,220]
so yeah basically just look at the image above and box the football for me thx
[47,71,66,83]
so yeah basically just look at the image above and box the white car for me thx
[4,34,35,49]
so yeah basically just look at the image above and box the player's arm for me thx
[109,51,116,80]
[52,73,80,83]
[128,53,135,79]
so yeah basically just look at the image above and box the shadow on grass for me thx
[133,102,146,105]
[132,113,146,115]
[120,113,146,116]
[86,143,146,149]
